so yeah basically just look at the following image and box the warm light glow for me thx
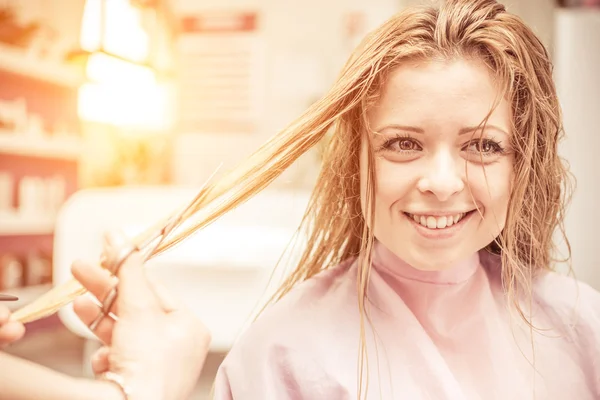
[79,82,175,130]
[80,0,103,53]
[80,0,149,63]
[78,0,174,130]
[86,52,155,84]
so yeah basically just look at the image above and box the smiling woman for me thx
[364,57,514,271]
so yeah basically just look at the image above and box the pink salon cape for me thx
[213,241,600,399]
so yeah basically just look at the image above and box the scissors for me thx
[87,167,219,332]
[0,294,18,301]
[0,197,195,311]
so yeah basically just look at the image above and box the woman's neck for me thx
[371,240,481,285]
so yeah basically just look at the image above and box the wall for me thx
[553,9,600,289]
[170,0,400,188]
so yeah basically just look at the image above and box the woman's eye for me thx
[466,139,504,155]
[381,137,422,152]
[473,141,491,152]
[397,139,417,151]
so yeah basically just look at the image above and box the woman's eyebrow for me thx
[373,124,510,136]
[458,125,510,136]
[374,124,425,134]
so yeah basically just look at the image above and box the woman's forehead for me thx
[368,58,512,135]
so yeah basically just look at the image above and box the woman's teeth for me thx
[407,213,467,229]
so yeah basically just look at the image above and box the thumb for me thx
[116,251,161,316]
[103,231,160,315]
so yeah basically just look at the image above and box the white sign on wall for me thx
[177,11,265,134]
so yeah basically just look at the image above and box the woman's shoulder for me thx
[214,259,359,398]
[480,251,600,320]
[534,270,600,305]
[228,258,359,352]
[533,269,600,328]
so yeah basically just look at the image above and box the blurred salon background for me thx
[0,0,598,398]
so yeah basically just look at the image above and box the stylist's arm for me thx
[71,232,211,400]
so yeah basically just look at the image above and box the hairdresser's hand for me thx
[0,305,25,347]
[71,232,211,400]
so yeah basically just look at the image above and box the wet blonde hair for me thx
[15,0,571,397]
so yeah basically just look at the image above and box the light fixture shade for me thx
[80,0,150,63]
[77,0,176,130]
[85,52,155,84]
[78,80,175,130]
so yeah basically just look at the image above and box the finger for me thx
[103,229,128,249]
[117,251,162,316]
[101,230,134,275]
[0,306,9,324]
[102,229,129,252]
[103,230,161,316]
[0,321,25,345]
[104,231,161,316]
[146,274,182,313]
[91,346,111,376]
[73,296,115,344]
[72,260,118,306]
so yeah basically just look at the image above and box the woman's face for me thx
[360,58,514,271]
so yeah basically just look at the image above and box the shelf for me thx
[5,284,52,311]
[0,132,82,160]
[0,212,55,236]
[0,43,83,88]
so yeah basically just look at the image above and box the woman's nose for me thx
[416,150,465,201]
